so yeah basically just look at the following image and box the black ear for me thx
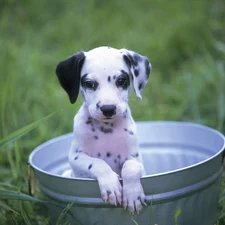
[56,52,85,104]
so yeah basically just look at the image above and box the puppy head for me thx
[56,47,151,121]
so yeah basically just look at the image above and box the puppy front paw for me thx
[98,171,122,206]
[122,180,146,213]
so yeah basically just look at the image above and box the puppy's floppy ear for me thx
[121,49,151,99]
[56,52,85,104]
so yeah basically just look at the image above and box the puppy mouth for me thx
[104,117,113,120]
[102,116,116,121]
[89,112,115,122]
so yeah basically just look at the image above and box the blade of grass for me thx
[149,198,153,225]
[0,167,11,178]
[0,182,18,189]
[56,202,76,225]
[0,189,72,212]
[215,41,225,54]
[0,189,44,203]
[7,148,17,178]
[0,200,19,215]
[128,211,139,225]
[14,141,21,176]
[56,201,83,225]
[0,113,55,148]
[19,200,32,225]
[216,61,225,131]
[174,207,182,225]
[42,217,50,225]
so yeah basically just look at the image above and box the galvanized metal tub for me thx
[29,121,225,225]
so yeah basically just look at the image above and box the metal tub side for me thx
[29,122,225,225]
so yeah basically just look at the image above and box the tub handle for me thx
[27,163,36,196]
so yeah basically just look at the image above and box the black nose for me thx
[100,105,116,118]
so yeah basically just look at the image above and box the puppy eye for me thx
[116,77,127,88]
[83,80,98,90]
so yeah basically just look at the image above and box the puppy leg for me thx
[69,151,122,206]
[121,159,146,213]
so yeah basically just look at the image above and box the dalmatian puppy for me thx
[56,46,151,213]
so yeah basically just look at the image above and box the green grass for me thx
[0,0,225,224]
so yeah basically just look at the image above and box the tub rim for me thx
[28,121,225,181]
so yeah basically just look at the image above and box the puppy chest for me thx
[85,131,130,158]
[82,119,136,153]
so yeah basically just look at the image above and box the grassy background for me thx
[0,0,225,224]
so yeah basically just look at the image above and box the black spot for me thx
[129,131,134,135]
[124,128,134,135]
[132,152,139,158]
[108,76,111,82]
[86,117,92,125]
[123,109,128,119]
[107,190,112,195]
[76,149,82,153]
[138,83,143,90]
[74,156,79,160]
[145,59,151,78]
[113,75,116,79]
[94,135,98,140]
[96,101,101,109]
[111,123,114,127]
[134,68,139,77]
[104,122,109,125]
[117,154,121,159]
[88,164,93,170]
[97,152,101,157]
[138,196,141,200]
[124,53,137,67]
[114,159,117,163]
[100,126,113,134]
[107,152,111,157]
[91,127,95,132]
[133,53,143,65]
